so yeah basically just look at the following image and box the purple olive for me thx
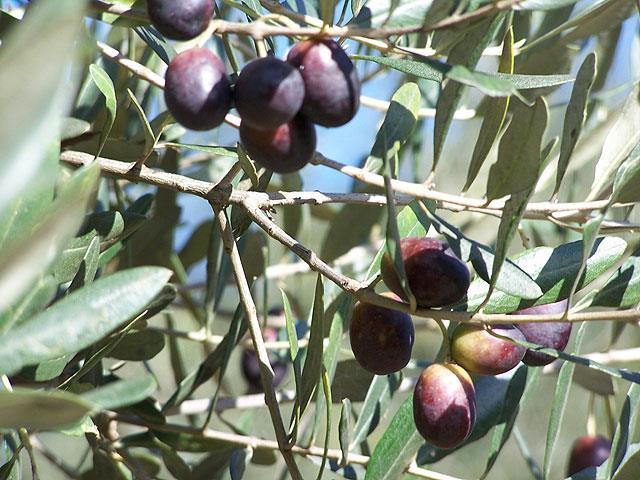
[513,300,572,366]
[381,237,470,308]
[240,114,316,173]
[164,48,231,131]
[413,363,476,449]
[234,56,305,131]
[241,327,288,393]
[450,324,526,376]
[349,295,415,375]
[147,0,213,41]
[286,39,360,127]
[567,435,611,476]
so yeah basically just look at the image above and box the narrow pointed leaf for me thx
[353,56,574,94]
[590,84,640,200]
[0,163,100,312]
[299,274,325,415]
[486,97,549,200]
[82,375,157,410]
[464,27,514,192]
[554,53,597,196]
[543,322,588,480]
[364,82,420,172]
[434,14,505,167]
[90,64,117,159]
[462,236,627,313]
[0,389,93,430]
[0,0,88,213]
[0,267,172,376]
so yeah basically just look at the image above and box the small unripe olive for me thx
[450,324,526,376]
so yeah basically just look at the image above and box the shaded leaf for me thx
[365,82,421,172]
[486,98,549,200]
[163,305,247,410]
[0,163,100,313]
[590,84,640,200]
[464,27,514,192]
[68,235,100,292]
[0,0,88,213]
[606,383,640,478]
[364,396,423,480]
[89,64,117,159]
[484,99,549,306]
[108,330,166,361]
[434,14,505,167]
[349,372,402,448]
[83,375,157,410]
[554,53,597,196]
[0,389,92,430]
[299,275,325,415]
[481,365,530,478]
[610,143,640,204]
[543,323,587,478]
[592,249,640,308]
[338,399,352,466]
[127,88,154,156]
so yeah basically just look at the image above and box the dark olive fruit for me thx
[147,0,214,41]
[234,56,305,131]
[567,435,611,476]
[241,327,288,393]
[413,363,476,449]
[349,296,415,375]
[164,48,232,131]
[513,300,572,366]
[450,324,526,376]
[380,237,470,308]
[286,39,360,127]
[240,115,316,173]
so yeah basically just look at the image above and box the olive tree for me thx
[0,0,639,479]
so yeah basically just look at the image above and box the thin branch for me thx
[311,154,628,218]
[213,206,302,479]
[59,150,639,227]
[114,415,467,480]
[91,0,522,40]
[59,149,640,324]
[241,198,640,325]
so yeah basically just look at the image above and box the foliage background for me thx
[0,0,639,479]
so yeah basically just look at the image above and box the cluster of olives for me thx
[349,237,575,449]
[148,0,360,175]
